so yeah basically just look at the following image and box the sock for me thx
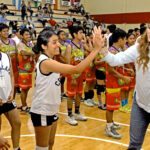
[75,106,80,114]
[13,148,20,150]
[89,90,94,99]
[106,122,113,128]
[36,145,48,150]
[84,91,89,101]
[68,108,72,116]
[98,97,103,105]
[121,99,127,107]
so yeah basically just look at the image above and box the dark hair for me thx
[140,26,146,35]
[140,23,146,28]
[126,33,135,39]
[0,23,9,32]
[112,28,126,43]
[134,28,139,32]
[107,24,116,33]
[20,28,30,35]
[69,26,84,38]
[128,29,134,34]
[57,30,65,36]
[32,28,56,54]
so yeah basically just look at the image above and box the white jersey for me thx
[30,54,61,116]
[0,52,12,102]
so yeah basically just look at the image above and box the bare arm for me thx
[103,44,138,66]
[41,26,104,75]
[41,49,100,74]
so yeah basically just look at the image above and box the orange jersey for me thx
[17,42,34,72]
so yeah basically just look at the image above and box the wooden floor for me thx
[1,84,150,150]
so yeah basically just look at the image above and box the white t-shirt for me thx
[30,54,61,116]
[0,52,11,102]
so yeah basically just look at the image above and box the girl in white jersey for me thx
[30,26,104,150]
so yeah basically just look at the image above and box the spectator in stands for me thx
[20,21,27,30]
[21,1,28,21]
[37,11,47,27]
[0,3,14,15]
[26,21,36,38]
[27,1,33,17]
[47,16,56,28]
[37,3,42,12]
[0,13,7,24]
[43,3,48,16]
[48,4,53,19]
[67,13,73,27]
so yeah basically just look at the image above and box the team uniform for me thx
[0,39,19,87]
[66,41,84,97]
[85,51,96,83]
[17,41,34,90]
[106,46,124,110]
[95,53,106,81]
[30,54,60,126]
[0,52,17,115]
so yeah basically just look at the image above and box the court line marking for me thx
[4,134,128,148]
[59,112,150,132]
[4,134,144,150]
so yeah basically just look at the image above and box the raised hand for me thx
[92,26,105,50]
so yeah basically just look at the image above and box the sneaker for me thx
[113,122,121,130]
[21,107,30,115]
[84,99,94,107]
[105,126,122,139]
[66,116,78,126]
[74,113,87,121]
[81,97,84,102]
[98,104,106,110]
[90,99,98,105]
[62,93,68,98]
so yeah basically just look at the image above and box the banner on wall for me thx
[61,0,71,6]
[46,0,55,4]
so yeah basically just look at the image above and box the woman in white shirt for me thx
[30,26,104,150]
[102,26,150,150]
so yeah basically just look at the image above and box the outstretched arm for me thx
[103,44,138,66]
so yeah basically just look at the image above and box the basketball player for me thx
[30,26,104,150]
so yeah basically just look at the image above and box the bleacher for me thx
[1,0,85,38]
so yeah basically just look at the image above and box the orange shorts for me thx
[19,72,32,90]
[67,74,84,97]
[85,66,96,82]
[106,88,121,110]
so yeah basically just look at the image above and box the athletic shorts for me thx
[67,74,84,97]
[96,69,106,80]
[19,72,32,90]
[106,88,121,110]
[85,66,96,82]
[31,112,59,127]
[0,100,17,115]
